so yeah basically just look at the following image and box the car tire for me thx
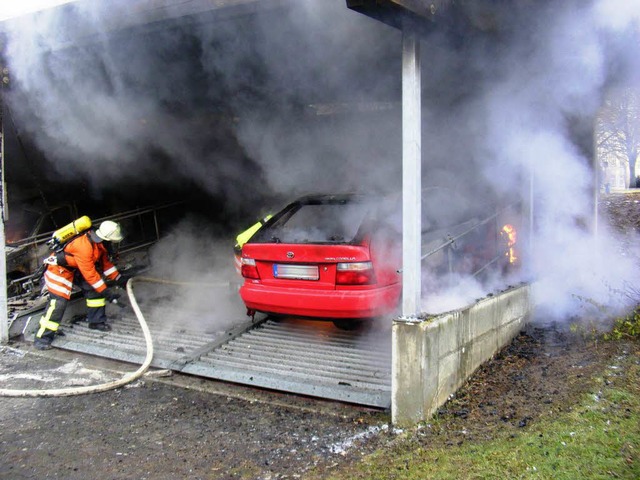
[332,320,364,331]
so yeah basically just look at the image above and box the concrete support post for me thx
[401,30,421,318]
[593,124,600,238]
[0,90,8,344]
[524,162,534,270]
[392,319,432,424]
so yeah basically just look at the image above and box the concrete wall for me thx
[392,284,531,426]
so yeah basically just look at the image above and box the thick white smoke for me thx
[416,1,640,320]
[2,0,639,325]
[594,0,640,30]
[2,0,403,205]
[143,217,245,331]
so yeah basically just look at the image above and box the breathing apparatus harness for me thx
[47,215,92,252]
[30,216,94,280]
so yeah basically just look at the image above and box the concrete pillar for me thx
[593,123,600,237]
[401,29,422,318]
[0,92,8,344]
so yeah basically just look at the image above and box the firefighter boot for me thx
[88,322,111,332]
[34,331,55,350]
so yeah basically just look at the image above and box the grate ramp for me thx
[183,318,392,407]
[52,302,392,408]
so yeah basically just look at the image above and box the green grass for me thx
[321,350,640,480]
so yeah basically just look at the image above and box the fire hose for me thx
[0,277,153,398]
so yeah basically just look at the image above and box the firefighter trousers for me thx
[36,279,108,341]
[36,293,68,340]
[77,272,109,325]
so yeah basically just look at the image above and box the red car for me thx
[239,191,518,328]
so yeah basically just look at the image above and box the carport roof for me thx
[0,0,290,43]
[346,0,453,29]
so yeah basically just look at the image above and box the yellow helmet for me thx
[95,221,123,242]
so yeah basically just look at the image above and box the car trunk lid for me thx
[242,243,372,289]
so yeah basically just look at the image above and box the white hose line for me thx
[134,275,231,288]
[0,277,154,397]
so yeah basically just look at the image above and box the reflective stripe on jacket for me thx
[43,232,120,300]
[43,269,74,298]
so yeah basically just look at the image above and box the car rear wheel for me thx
[332,319,364,331]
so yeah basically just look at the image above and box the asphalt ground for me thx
[0,341,388,480]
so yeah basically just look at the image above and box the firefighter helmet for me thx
[95,221,123,242]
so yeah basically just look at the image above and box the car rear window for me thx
[252,199,371,244]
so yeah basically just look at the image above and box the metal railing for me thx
[421,202,520,279]
[6,201,183,295]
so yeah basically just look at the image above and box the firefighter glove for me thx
[116,274,130,288]
[104,288,121,303]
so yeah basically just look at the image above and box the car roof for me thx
[289,193,371,204]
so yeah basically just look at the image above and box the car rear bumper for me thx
[239,282,401,319]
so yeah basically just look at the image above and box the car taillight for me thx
[336,261,376,285]
[241,258,260,279]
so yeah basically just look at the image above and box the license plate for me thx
[273,264,319,280]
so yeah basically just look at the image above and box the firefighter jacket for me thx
[43,233,120,300]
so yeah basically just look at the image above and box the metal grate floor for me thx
[50,287,392,408]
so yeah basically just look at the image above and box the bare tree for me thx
[597,87,640,188]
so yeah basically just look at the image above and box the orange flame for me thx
[501,224,518,264]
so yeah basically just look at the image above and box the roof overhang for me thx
[80,0,290,33]
[0,0,290,42]
[346,0,454,30]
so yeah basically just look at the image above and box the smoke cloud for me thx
[141,217,245,333]
[2,0,401,205]
[2,0,640,324]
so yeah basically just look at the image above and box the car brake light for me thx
[336,261,376,285]
[241,258,260,279]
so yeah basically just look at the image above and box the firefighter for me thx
[233,214,272,274]
[34,220,125,350]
